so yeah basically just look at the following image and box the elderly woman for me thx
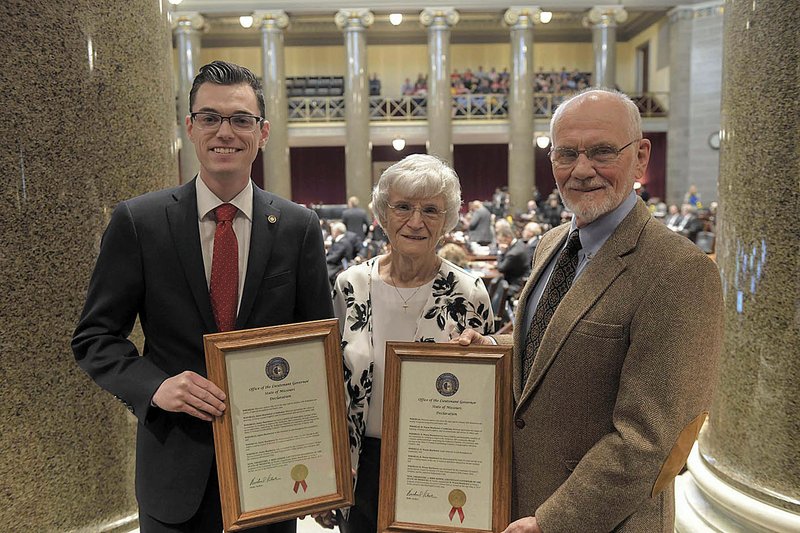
[319,154,494,531]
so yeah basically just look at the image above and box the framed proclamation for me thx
[378,342,513,533]
[203,319,353,531]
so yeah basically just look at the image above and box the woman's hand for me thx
[450,328,494,346]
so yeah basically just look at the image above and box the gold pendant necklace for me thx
[389,271,424,312]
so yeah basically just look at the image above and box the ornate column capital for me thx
[504,6,543,28]
[586,5,628,27]
[170,11,205,32]
[667,2,724,23]
[420,7,460,28]
[334,9,374,30]
[255,10,289,31]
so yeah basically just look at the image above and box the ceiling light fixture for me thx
[539,11,553,24]
[239,15,254,28]
[392,137,406,151]
[536,135,551,149]
[389,13,403,26]
[167,0,183,5]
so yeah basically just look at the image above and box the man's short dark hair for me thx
[189,60,266,118]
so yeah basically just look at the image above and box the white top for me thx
[365,258,433,438]
[196,176,253,311]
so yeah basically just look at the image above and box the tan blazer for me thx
[495,200,723,532]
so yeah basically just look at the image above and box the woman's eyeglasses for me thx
[387,202,447,221]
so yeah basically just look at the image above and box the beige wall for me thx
[452,42,510,72]
[286,46,347,75]
[618,19,670,94]
[369,44,427,97]
[533,42,594,73]
[200,47,260,72]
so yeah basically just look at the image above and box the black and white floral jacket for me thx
[332,256,494,481]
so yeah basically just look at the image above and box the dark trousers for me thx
[139,463,296,533]
[339,437,381,533]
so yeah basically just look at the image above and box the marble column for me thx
[587,6,627,89]
[257,10,291,199]
[0,0,177,531]
[504,7,538,212]
[172,11,204,184]
[666,3,724,206]
[420,7,459,165]
[335,9,374,203]
[674,0,800,531]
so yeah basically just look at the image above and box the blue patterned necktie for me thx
[522,230,582,385]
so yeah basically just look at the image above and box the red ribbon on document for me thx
[449,506,465,523]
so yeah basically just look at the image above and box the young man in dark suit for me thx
[72,61,332,532]
[455,89,723,532]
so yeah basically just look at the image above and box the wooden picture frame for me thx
[203,319,353,531]
[378,342,513,533]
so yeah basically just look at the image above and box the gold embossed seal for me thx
[448,489,466,522]
[291,463,309,493]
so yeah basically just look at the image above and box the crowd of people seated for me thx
[638,184,716,252]
[319,183,716,331]
[321,196,389,289]
[659,201,717,252]
[535,67,592,93]
[401,73,429,96]
[400,66,591,97]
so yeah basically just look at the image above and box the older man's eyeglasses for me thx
[190,112,263,132]
[387,202,446,221]
[550,139,639,168]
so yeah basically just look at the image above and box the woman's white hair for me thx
[550,87,642,142]
[372,154,462,232]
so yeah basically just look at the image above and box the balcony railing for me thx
[286,92,668,123]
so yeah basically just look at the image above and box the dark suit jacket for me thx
[524,236,540,266]
[326,235,354,283]
[72,179,333,523]
[496,239,531,294]
[326,236,354,265]
[538,204,564,228]
[468,205,493,244]
[341,207,370,240]
[495,200,723,532]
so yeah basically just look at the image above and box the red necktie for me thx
[210,203,239,332]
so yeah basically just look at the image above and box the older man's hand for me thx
[502,516,542,533]
[450,328,495,346]
[312,510,338,529]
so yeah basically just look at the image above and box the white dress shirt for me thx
[196,176,253,312]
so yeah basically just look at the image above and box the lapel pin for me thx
[267,215,278,224]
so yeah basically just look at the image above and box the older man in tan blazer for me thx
[456,89,723,532]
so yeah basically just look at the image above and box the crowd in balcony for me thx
[535,67,592,93]
[401,67,510,97]
[399,66,592,97]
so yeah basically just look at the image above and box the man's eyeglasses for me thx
[549,139,639,168]
[387,202,447,221]
[190,112,264,132]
